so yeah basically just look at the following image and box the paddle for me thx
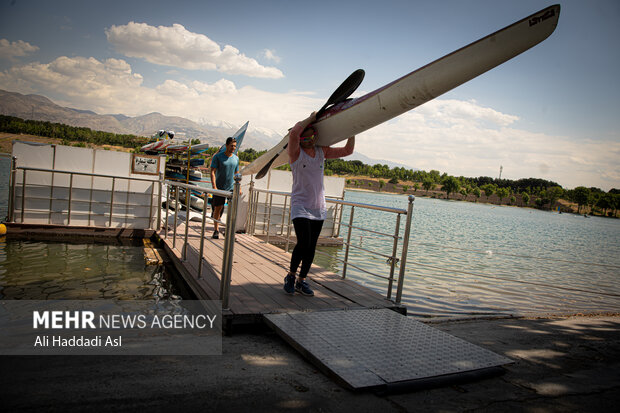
[254,69,365,179]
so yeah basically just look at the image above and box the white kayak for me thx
[242,5,560,177]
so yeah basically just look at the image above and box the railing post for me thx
[164,183,170,239]
[265,193,273,244]
[342,206,355,279]
[279,195,287,236]
[247,179,255,234]
[386,213,401,300]
[8,156,16,222]
[21,169,26,223]
[183,189,190,260]
[198,192,208,279]
[285,197,292,253]
[67,174,74,226]
[395,195,415,304]
[157,173,163,230]
[173,186,179,249]
[109,177,115,227]
[148,180,155,230]
[220,174,241,310]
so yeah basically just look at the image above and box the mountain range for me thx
[0,89,413,169]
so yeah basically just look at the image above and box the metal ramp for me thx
[264,309,512,391]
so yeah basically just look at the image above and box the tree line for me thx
[0,115,148,149]
[2,115,617,216]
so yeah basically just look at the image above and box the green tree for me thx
[496,187,510,203]
[422,178,434,193]
[442,176,460,199]
[473,187,481,202]
[546,186,564,210]
[378,179,385,191]
[481,184,496,198]
[572,186,590,213]
[522,192,530,206]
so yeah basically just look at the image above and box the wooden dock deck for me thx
[157,220,405,326]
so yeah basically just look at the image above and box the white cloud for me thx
[0,56,146,108]
[0,39,39,59]
[1,55,617,190]
[0,55,315,132]
[261,49,281,64]
[105,22,284,79]
[355,100,620,190]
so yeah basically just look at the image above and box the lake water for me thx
[0,155,186,301]
[313,190,620,317]
[1,154,618,317]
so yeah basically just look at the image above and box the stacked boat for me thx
[141,130,210,212]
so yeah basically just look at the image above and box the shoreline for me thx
[343,182,617,219]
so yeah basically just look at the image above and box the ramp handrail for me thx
[163,175,242,309]
[247,185,415,303]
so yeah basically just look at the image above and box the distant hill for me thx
[0,89,279,150]
[0,89,417,169]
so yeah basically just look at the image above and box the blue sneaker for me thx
[295,279,314,296]
[283,272,296,295]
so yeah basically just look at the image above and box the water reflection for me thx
[0,238,184,301]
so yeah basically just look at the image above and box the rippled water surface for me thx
[0,156,184,301]
[0,239,182,300]
[314,190,620,317]
[1,155,618,315]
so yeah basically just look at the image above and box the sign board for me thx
[131,154,160,175]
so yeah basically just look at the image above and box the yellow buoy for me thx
[0,224,6,236]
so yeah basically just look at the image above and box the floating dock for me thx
[159,219,511,391]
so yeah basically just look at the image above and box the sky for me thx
[0,0,619,190]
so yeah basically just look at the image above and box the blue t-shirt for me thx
[210,152,239,191]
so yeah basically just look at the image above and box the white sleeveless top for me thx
[290,147,326,220]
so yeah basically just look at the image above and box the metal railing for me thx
[8,159,162,229]
[247,185,415,303]
[163,174,242,309]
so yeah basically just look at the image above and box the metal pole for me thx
[21,169,26,223]
[335,201,345,238]
[173,186,179,249]
[148,181,155,230]
[395,195,415,304]
[164,183,170,239]
[247,179,254,234]
[48,169,54,224]
[8,156,16,222]
[183,189,190,260]
[342,206,355,279]
[220,174,241,310]
[386,213,401,300]
[198,192,208,279]
[251,189,259,235]
[109,177,115,227]
[265,193,273,244]
[279,196,287,236]
[157,173,163,231]
[285,197,292,253]
[67,174,74,226]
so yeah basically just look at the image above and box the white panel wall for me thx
[11,141,164,229]
[244,169,345,238]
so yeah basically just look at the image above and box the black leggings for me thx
[289,218,324,278]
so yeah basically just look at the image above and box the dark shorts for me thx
[212,195,226,207]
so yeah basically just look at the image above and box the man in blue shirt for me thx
[209,137,239,239]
